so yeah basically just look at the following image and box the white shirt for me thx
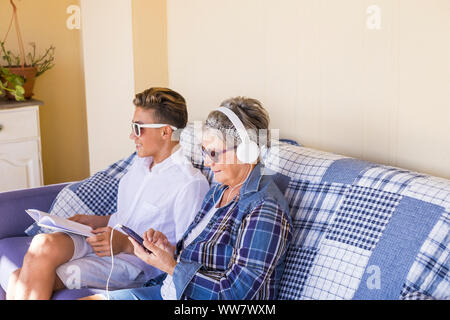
[107,147,210,279]
[160,197,222,300]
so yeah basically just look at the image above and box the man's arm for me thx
[69,214,111,229]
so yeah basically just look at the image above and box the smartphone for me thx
[118,224,152,254]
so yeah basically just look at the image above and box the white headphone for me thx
[216,107,260,164]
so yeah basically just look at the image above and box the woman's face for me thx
[130,107,164,158]
[202,130,249,186]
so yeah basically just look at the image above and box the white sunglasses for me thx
[131,122,178,137]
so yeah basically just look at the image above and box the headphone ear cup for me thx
[237,141,260,164]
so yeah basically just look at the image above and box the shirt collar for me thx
[240,162,264,196]
[136,145,184,174]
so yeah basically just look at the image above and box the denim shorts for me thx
[55,233,146,290]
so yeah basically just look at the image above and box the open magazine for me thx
[26,209,94,237]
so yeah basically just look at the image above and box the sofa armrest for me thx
[0,183,69,239]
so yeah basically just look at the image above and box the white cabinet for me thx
[0,100,44,192]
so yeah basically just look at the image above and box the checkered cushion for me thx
[325,185,402,251]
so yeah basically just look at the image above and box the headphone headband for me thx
[216,107,250,144]
[216,107,260,163]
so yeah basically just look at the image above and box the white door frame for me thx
[80,0,136,174]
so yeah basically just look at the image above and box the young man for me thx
[6,88,210,300]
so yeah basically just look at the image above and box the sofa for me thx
[0,126,448,300]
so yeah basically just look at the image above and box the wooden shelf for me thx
[0,98,44,110]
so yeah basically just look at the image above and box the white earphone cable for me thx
[225,164,252,203]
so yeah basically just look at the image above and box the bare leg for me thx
[11,232,75,300]
[7,267,65,300]
[6,269,20,300]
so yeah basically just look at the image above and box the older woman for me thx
[84,97,292,300]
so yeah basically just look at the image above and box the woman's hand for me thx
[143,229,176,255]
[68,214,110,229]
[86,227,132,257]
[129,228,177,275]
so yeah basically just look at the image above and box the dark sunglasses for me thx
[201,145,236,163]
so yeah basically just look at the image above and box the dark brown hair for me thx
[133,87,188,129]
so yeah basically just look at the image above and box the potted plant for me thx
[1,41,55,100]
[0,0,55,101]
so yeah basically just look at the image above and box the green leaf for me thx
[10,75,24,87]
[1,68,12,76]
[15,85,25,95]
[14,94,25,101]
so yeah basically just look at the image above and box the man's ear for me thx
[161,126,173,139]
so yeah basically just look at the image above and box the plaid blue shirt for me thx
[171,163,292,300]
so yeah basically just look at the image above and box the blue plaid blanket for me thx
[181,125,449,300]
[26,124,449,300]
[269,149,448,300]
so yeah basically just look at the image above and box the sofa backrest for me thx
[180,125,450,300]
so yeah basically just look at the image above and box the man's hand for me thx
[86,227,133,257]
[68,214,110,229]
[129,228,177,275]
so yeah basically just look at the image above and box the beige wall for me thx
[167,0,450,179]
[3,1,448,183]
[132,0,169,92]
[0,0,90,184]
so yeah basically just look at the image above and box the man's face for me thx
[130,107,165,158]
